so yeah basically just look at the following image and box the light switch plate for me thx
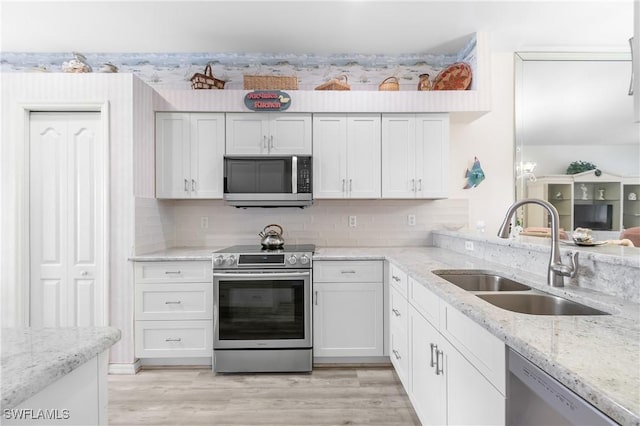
[408,214,416,226]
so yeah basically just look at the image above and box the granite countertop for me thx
[1,327,121,410]
[130,244,639,424]
[315,247,640,426]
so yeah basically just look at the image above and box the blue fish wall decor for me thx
[464,157,486,189]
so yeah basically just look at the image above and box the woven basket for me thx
[315,75,350,91]
[190,64,225,90]
[243,75,298,90]
[378,76,400,91]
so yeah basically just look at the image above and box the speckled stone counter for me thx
[129,246,224,261]
[1,327,121,409]
[315,246,640,426]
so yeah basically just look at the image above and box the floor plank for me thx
[108,366,420,425]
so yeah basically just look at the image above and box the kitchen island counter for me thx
[1,327,121,410]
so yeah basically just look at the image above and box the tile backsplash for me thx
[135,198,468,252]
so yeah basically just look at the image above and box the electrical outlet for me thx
[407,214,416,226]
[465,241,474,251]
[348,215,357,228]
[200,217,209,229]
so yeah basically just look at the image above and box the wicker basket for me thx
[378,76,400,91]
[243,75,298,90]
[190,64,226,90]
[315,75,350,91]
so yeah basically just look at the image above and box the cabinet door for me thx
[382,114,417,198]
[313,114,348,198]
[156,113,191,198]
[347,114,381,198]
[415,114,449,198]
[446,340,506,425]
[270,113,312,155]
[313,281,384,357]
[410,305,446,426]
[190,113,225,198]
[225,113,269,155]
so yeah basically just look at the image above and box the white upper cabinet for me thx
[382,113,449,199]
[313,114,381,199]
[156,112,225,199]
[225,113,312,155]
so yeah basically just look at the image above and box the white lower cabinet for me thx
[313,260,384,358]
[388,261,506,426]
[134,261,213,359]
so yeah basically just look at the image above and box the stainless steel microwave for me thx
[223,156,313,207]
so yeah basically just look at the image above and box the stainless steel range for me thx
[212,244,314,373]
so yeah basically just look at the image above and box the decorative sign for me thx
[244,91,291,111]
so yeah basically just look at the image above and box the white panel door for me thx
[155,113,190,198]
[382,114,417,198]
[347,114,381,198]
[416,114,449,198]
[270,113,312,155]
[225,113,269,155]
[313,114,348,198]
[313,281,383,357]
[190,113,225,198]
[30,112,104,327]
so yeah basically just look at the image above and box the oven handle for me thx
[213,271,310,279]
[292,155,298,194]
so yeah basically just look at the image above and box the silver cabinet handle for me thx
[411,178,415,191]
[392,275,400,282]
[342,179,346,193]
[263,135,267,150]
[184,178,189,192]
[165,338,182,342]
[417,178,422,191]
[164,271,181,274]
[392,308,401,317]
[430,343,437,368]
[269,135,274,150]
[629,37,635,96]
[314,291,318,306]
[192,179,196,191]
[392,349,401,360]
[435,348,444,375]
[341,270,356,274]
[164,301,182,304]
[349,179,353,193]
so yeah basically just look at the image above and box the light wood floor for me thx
[108,366,420,425]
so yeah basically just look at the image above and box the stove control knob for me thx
[287,255,298,265]
[225,255,236,266]
[213,255,224,267]
[299,254,310,265]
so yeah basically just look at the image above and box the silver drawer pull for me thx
[165,338,182,342]
[164,271,181,274]
[164,301,182,304]
[435,349,444,375]
[392,275,401,282]
[341,270,356,274]
[430,343,437,368]
[392,308,401,317]
[392,349,401,360]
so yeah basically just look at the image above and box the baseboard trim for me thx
[108,359,141,375]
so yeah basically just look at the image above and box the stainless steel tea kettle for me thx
[259,224,285,250]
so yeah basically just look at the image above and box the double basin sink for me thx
[432,270,609,316]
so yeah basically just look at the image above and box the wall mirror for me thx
[514,51,639,247]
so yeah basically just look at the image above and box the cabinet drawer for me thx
[389,286,408,331]
[135,283,213,320]
[409,276,440,328]
[135,320,212,358]
[441,302,506,395]
[389,262,408,297]
[135,261,212,283]
[313,260,383,283]
[389,323,409,389]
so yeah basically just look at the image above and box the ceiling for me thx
[0,1,633,55]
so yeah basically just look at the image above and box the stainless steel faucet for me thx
[497,198,578,287]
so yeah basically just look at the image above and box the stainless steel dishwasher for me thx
[508,349,617,425]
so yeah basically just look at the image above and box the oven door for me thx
[213,269,312,349]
